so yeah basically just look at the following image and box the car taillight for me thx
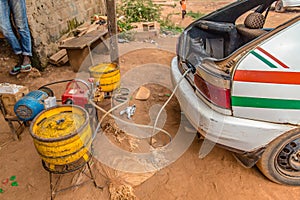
[194,74,231,109]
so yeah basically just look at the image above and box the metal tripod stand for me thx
[42,157,103,200]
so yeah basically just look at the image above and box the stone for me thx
[135,86,151,100]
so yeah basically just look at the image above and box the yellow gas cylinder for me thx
[29,105,93,171]
[89,62,120,92]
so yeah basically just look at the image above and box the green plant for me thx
[186,11,205,19]
[117,0,183,34]
[117,20,133,32]
[159,13,183,34]
[118,0,161,23]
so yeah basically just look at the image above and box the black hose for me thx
[38,79,74,88]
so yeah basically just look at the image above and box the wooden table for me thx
[59,29,109,72]
[0,96,26,140]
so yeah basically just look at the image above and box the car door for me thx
[231,20,300,124]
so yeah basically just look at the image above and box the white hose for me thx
[89,100,173,140]
[90,67,192,146]
[150,68,192,144]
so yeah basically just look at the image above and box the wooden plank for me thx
[85,23,100,34]
[75,22,91,33]
[59,29,108,49]
[59,28,109,72]
[60,36,76,45]
[49,49,67,65]
[77,29,88,37]
[77,22,99,37]
[106,0,119,64]
[67,47,91,72]
[99,16,107,21]
[58,55,69,66]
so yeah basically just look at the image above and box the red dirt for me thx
[1,1,300,200]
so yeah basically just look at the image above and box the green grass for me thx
[159,13,184,34]
[186,11,205,19]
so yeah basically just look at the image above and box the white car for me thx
[171,0,300,185]
[274,0,300,12]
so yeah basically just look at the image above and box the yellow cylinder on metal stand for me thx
[29,105,92,172]
[89,62,120,92]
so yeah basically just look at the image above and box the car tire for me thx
[256,129,300,185]
[65,99,74,105]
[275,0,285,13]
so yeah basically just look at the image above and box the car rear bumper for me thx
[170,57,296,152]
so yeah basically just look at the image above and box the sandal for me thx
[9,65,21,75]
[20,64,32,73]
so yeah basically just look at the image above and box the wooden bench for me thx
[59,29,109,72]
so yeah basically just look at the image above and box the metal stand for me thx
[85,103,99,134]
[0,97,26,140]
[43,158,103,200]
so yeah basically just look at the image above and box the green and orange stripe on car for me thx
[232,70,300,109]
[233,70,300,85]
[232,46,299,110]
[232,96,300,110]
[250,47,290,69]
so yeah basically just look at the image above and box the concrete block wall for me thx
[25,0,106,67]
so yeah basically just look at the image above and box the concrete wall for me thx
[25,0,106,68]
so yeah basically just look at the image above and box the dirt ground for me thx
[1,1,300,200]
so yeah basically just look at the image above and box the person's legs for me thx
[9,0,32,60]
[182,10,186,19]
[3,0,32,75]
[0,0,23,56]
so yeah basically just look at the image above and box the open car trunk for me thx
[178,0,277,66]
[176,0,282,114]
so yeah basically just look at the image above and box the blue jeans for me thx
[0,0,32,56]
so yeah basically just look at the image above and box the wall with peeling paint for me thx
[25,0,106,68]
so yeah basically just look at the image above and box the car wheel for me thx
[257,129,300,185]
[65,99,74,105]
[275,0,285,12]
